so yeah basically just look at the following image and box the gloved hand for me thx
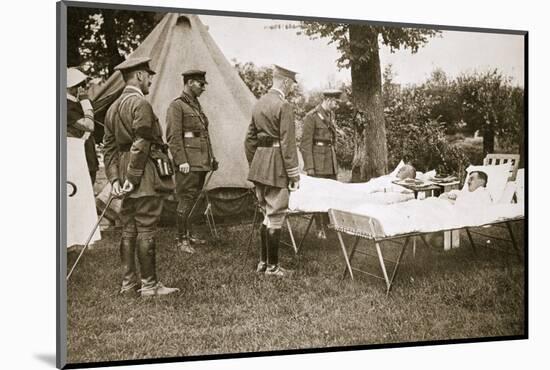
[211,158,219,171]
[77,86,89,101]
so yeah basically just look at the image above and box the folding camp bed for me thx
[327,200,524,295]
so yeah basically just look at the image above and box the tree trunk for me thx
[482,125,495,156]
[102,10,124,76]
[349,26,388,182]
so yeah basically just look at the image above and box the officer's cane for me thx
[67,193,115,281]
[186,170,216,239]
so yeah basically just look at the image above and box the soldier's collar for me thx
[316,105,330,120]
[180,91,199,104]
[124,85,144,97]
[270,88,285,100]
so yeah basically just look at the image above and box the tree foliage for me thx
[298,22,440,68]
[456,69,523,155]
[67,7,162,77]
[233,60,308,132]
[296,21,440,181]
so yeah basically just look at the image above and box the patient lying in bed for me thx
[344,170,523,236]
[359,164,418,194]
[439,170,492,206]
[288,164,418,213]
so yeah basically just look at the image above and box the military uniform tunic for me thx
[166,91,214,227]
[244,89,300,228]
[103,85,172,239]
[166,92,213,172]
[245,89,300,187]
[300,105,338,177]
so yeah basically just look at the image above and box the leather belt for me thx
[314,141,332,146]
[259,141,281,148]
[118,143,166,152]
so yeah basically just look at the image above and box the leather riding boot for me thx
[256,224,268,273]
[176,213,195,254]
[137,237,158,291]
[266,228,280,267]
[137,237,180,297]
[265,228,292,277]
[119,237,138,294]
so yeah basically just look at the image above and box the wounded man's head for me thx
[396,164,417,180]
[467,171,488,192]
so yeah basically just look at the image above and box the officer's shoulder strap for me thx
[120,92,143,107]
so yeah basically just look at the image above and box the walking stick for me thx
[66,193,115,281]
[186,170,216,235]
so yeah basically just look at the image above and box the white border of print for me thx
[4,0,547,369]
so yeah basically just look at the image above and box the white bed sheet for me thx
[289,175,414,213]
[336,198,524,237]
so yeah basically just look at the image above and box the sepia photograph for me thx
[58,0,526,368]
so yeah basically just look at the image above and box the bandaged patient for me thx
[362,164,417,194]
[439,170,492,206]
[289,163,418,214]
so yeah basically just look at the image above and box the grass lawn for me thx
[66,217,525,365]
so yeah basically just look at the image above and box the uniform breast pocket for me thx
[313,146,327,171]
[314,127,331,141]
[183,113,203,130]
[183,137,203,166]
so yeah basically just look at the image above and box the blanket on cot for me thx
[289,175,414,213]
[333,198,524,237]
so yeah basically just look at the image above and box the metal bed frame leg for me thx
[505,221,522,261]
[387,237,411,294]
[341,236,361,280]
[374,242,391,294]
[420,235,431,249]
[286,217,298,254]
[466,228,477,255]
[337,231,354,280]
[296,215,315,254]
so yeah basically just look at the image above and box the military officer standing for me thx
[244,65,300,277]
[300,89,342,239]
[103,57,179,297]
[166,70,217,254]
[66,67,99,185]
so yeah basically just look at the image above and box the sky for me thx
[200,14,525,91]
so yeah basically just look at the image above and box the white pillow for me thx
[498,182,517,204]
[417,169,436,181]
[389,160,405,177]
[515,168,524,203]
[463,162,512,203]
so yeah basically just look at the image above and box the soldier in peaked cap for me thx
[103,57,179,297]
[166,69,218,254]
[244,64,300,277]
[300,88,342,239]
[66,67,99,184]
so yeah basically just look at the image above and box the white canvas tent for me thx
[91,13,258,220]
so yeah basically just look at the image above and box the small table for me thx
[433,180,460,195]
[431,179,462,250]
[391,180,440,199]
